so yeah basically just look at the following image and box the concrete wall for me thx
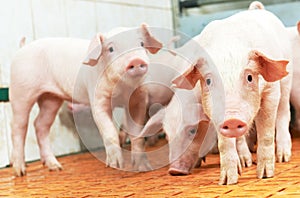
[0,0,173,168]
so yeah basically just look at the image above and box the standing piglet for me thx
[10,24,162,176]
[173,9,292,184]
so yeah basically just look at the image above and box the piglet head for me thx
[82,24,163,89]
[172,50,289,138]
[82,24,162,75]
[219,50,288,138]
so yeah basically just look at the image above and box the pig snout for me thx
[220,118,248,138]
[125,58,148,77]
[168,159,192,176]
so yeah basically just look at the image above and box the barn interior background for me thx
[0,0,300,168]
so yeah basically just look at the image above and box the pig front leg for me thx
[125,88,152,171]
[92,103,124,169]
[275,77,292,162]
[236,135,252,168]
[255,90,279,179]
[218,135,242,185]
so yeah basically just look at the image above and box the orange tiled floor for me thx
[1,134,300,197]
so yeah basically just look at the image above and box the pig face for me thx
[138,87,214,175]
[83,24,162,87]
[173,50,288,138]
[165,92,210,175]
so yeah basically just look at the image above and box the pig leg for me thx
[275,78,292,162]
[10,98,36,176]
[291,79,300,131]
[218,135,242,185]
[236,135,252,168]
[255,90,279,179]
[34,94,63,171]
[291,93,300,131]
[125,89,152,171]
[92,102,124,169]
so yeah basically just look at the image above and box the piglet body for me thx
[10,24,162,176]
[173,9,292,184]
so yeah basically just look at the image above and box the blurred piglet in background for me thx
[288,21,300,131]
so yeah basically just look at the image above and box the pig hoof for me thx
[276,147,291,163]
[194,157,206,168]
[168,168,189,176]
[219,155,242,185]
[219,170,239,185]
[132,153,152,172]
[106,151,124,169]
[239,153,252,168]
[43,156,63,171]
[47,161,63,171]
[257,163,274,179]
[13,164,26,177]
[257,154,275,179]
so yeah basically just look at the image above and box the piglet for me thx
[173,8,292,185]
[10,24,162,176]
[138,84,217,175]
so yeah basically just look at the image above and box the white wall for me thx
[0,0,173,168]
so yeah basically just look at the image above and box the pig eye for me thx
[189,128,196,135]
[206,78,212,86]
[247,74,253,83]
[108,46,114,53]
[140,41,144,47]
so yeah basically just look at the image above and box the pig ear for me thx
[249,50,289,82]
[195,104,210,123]
[297,21,300,35]
[172,58,204,90]
[141,23,163,54]
[83,33,104,66]
[137,108,165,138]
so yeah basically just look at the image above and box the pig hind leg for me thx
[276,79,292,163]
[34,93,63,171]
[290,97,300,131]
[10,96,36,176]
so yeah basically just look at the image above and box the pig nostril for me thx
[140,64,146,68]
[238,125,243,128]
[128,65,134,70]
[223,126,229,130]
